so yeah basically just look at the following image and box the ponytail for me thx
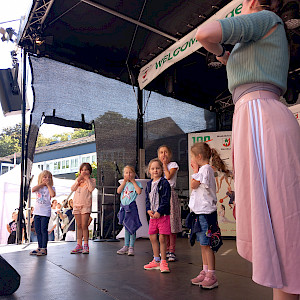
[211,148,230,175]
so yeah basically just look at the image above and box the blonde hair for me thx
[157,145,173,159]
[147,158,163,177]
[123,165,135,175]
[38,170,53,186]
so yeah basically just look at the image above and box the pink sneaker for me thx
[82,244,89,254]
[191,270,206,285]
[201,272,218,289]
[160,260,170,273]
[70,244,83,254]
[144,259,160,270]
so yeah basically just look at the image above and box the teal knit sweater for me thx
[218,10,289,94]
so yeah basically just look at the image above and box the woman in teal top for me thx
[196,1,300,299]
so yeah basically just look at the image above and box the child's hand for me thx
[147,210,154,218]
[153,212,160,219]
[191,160,199,173]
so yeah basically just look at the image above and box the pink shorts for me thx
[148,215,171,235]
[73,205,91,215]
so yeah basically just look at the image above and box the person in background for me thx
[116,165,142,256]
[196,0,300,298]
[30,170,56,256]
[70,163,96,254]
[157,145,182,262]
[7,211,18,244]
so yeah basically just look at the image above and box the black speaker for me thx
[0,255,21,296]
[0,67,23,116]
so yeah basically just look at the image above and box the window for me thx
[66,160,70,169]
[62,161,66,169]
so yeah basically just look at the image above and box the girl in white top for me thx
[189,142,219,290]
[158,145,182,262]
[30,170,56,256]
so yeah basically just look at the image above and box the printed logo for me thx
[222,138,230,147]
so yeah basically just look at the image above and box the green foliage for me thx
[0,134,20,157]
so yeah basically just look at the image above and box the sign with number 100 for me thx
[191,136,211,144]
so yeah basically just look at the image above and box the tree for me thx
[0,134,19,157]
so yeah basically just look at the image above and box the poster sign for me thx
[188,131,236,236]
[289,103,300,125]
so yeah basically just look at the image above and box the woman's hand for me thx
[216,51,230,65]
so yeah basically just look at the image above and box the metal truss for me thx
[21,0,55,45]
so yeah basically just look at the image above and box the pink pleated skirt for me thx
[232,90,300,294]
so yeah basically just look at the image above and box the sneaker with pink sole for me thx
[160,260,170,273]
[201,272,218,289]
[70,244,83,254]
[144,259,160,270]
[191,270,206,285]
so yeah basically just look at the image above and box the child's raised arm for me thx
[131,179,142,195]
[163,165,177,181]
[46,184,56,198]
[32,183,45,193]
[117,179,127,194]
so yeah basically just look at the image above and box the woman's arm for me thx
[196,20,230,65]
[6,224,11,233]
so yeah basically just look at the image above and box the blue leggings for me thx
[124,229,136,247]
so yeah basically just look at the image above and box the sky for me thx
[0,0,73,137]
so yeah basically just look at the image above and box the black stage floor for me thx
[0,238,272,300]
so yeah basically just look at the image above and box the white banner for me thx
[188,131,236,236]
[138,0,243,90]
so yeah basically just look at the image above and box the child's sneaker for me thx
[144,259,160,270]
[70,244,83,254]
[191,270,206,285]
[168,252,176,262]
[30,248,41,255]
[36,248,47,256]
[82,244,89,254]
[201,272,218,289]
[117,246,128,255]
[160,260,170,273]
[127,247,134,256]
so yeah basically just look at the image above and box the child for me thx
[30,170,56,256]
[70,163,96,254]
[189,142,220,289]
[157,145,182,262]
[144,158,171,273]
[7,211,18,244]
[116,165,142,256]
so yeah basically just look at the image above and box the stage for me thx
[0,238,272,300]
